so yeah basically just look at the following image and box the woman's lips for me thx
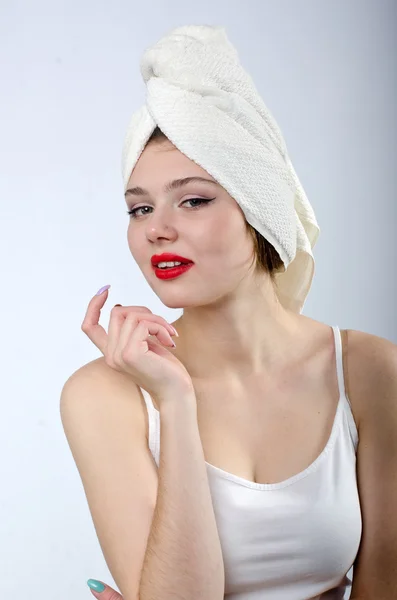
[153,262,195,280]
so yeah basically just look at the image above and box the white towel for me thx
[121,25,320,314]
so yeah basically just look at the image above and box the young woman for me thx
[61,26,397,600]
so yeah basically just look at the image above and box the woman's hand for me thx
[87,579,122,599]
[81,286,195,408]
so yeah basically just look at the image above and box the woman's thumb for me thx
[87,579,123,599]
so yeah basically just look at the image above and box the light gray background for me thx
[1,1,396,598]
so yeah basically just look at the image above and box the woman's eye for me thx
[126,197,215,219]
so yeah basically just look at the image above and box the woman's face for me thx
[125,141,257,309]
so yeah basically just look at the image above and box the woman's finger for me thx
[81,287,112,354]
[119,316,175,360]
[87,578,123,599]
[81,286,177,360]
[106,305,149,366]
[106,307,176,365]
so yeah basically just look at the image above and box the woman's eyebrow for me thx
[124,176,220,197]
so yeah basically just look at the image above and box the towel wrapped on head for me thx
[121,24,320,314]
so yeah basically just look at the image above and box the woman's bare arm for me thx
[139,392,225,600]
[60,360,224,600]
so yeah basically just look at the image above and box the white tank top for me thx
[140,325,362,599]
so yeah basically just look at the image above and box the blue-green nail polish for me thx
[87,579,105,592]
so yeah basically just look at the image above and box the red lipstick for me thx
[151,253,195,280]
[151,253,193,266]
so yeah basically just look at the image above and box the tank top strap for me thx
[140,387,160,466]
[331,325,359,450]
[140,386,158,414]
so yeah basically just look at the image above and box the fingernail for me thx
[95,285,111,296]
[171,326,179,337]
[87,579,105,592]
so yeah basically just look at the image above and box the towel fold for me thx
[121,24,320,313]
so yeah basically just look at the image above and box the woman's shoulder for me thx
[61,356,147,433]
[66,355,139,389]
[340,328,397,430]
